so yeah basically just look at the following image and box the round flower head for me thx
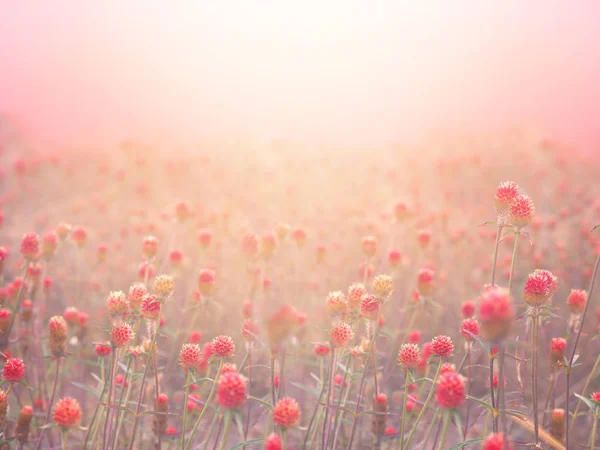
[291,228,306,246]
[330,323,354,348]
[56,222,72,240]
[175,201,191,221]
[550,408,565,442]
[494,181,520,217]
[198,268,216,295]
[241,319,259,341]
[482,432,514,450]
[362,236,378,257]
[431,335,454,358]
[477,287,515,342]
[241,233,260,260]
[398,343,420,369]
[550,337,567,366]
[221,363,238,374]
[3,357,25,381]
[314,344,330,357]
[49,316,68,355]
[440,362,457,374]
[417,228,431,248]
[198,229,213,248]
[138,262,155,281]
[53,397,82,428]
[436,371,465,409]
[417,268,435,296]
[567,289,587,314]
[461,318,479,341]
[217,372,246,409]
[212,335,235,357]
[42,231,58,258]
[360,293,380,320]
[592,392,600,403]
[128,283,147,311]
[265,432,282,450]
[461,300,476,318]
[20,233,39,260]
[273,397,301,428]
[111,323,135,348]
[372,274,393,298]
[388,249,402,268]
[179,343,202,369]
[107,291,129,318]
[0,309,11,333]
[95,342,112,357]
[16,404,33,443]
[326,291,347,315]
[142,235,158,258]
[523,269,557,306]
[394,201,409,221]
[169,249,183,267]
[63,306,80,326]
[347,283,367,309]
[153,274,174,298]
[141,294,161,320]
[408,330,421,344]
[509,194,534,229]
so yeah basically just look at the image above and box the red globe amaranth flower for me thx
[291,228,306,246]
[115,374,129,388]
[326,291,347,315]
[3,358,25,381]
[63,307,80,326]
[482,432,514,450]
[550,337,567,366]
[436,371,465,409]
[431,335,454,358]
[394,201,409,221]
[107,291,130,318]
[509,194,534,229]
[314,344,330,357]
[347,283,367,309]
[273,397,301,428]
[241,233,260,259]
[0,309,12,334]
[477,287,515,341]
[360,293,380,320]
[20,233,39,260]
[129,284,147,311]
[523,269,557,306]
[71,226,87,247]
[170,249,183,267]
[408,330,421,344]
[95,342,112,357]
[217,372,246,409]
[241,319,259,341]
[362,236,377,257]
[264,432,282,450]
[189,331,202,344]
[198,268,216,295]
[417,228,431,248]
[567,289,587,314]
[179,343,202,369]
[494,181,520,217]
[398,343,420,369]
[242,301,254,319]
[388,249,402,268]
[166,427,177,436]
[212,335,235,357]
[111,323,135,348]
[198,229,213,248]
[142,235,158,258]
[461,300,476,318]
[330,323,354,348]
[175,201,191,222]
[417,268,435,296]
[141,294,161,320]
[53,397,82,428]
[440,363,456,375]
[592,392,600,403]
[461,318,479,341]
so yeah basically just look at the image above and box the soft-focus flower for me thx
[362,236,377,257]
[179,343,202,370]
[314,343,330,357]
[326,291,347,315]
[21,233,39,260]
[372,274,393,298]
[264,433,282,450]
[53,397,82,428]
[360,293,380,320]
[212,335,235,357]
[198,268,216,295]
[461,318,479,341]
[153,274,174,298]
[273,397,301,428]
[436,371,465,409]
[241,319,259,341]
[494,181,520,217]
[111,323,135,348]
[3,357,25,381]
[431,335,454,358]
[71,226,87,247]
[550,337,567,366]
[49,316,68,355]
[567,289,587,314]
[398,343,420,369]
[523,269,557,306]
[461,300,476,318]
[482,432,514,450]
[143,235,158,258]
[330,323,354,347]
[509,194,534,229]
[417,268,435,296]
[477,287,514,342]
[217,372,246,409]
[107,291,129,318]
[347,283,366,309]
[141,294,161,320]
[95,342,112,357]
[129,283,147,311]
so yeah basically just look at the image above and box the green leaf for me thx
[289,381,319,399]
[574,394,598,412]
[229,439,265,449]
[71,381,101,399]
[466,395,494,412]
[39,423,57,430]
[246,396,273,410]
[452,410,464,440]
[448,438,483,450]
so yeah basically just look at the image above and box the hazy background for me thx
[1,1,599,151]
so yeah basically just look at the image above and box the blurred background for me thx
[1,0,599,152]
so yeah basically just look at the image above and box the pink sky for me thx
[1,1,599,151]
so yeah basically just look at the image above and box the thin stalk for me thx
[35,357,61,450]
[330,353,352,449]
[404,359,443,449]
[271,349,277,406]
[566,247,600,449]
[464,348,471,436]
[491,225,504,287]
[111,357,134,450]
[244,348,252,439]
[570,353,600,433]
[184,358,224,450]
[181,371,191,449]
[591,411,598,450]
[399,370,411,450]
[218,411,231,450]
[282,428,288,450]
[103,349,119,450]
[530,313,540,445]
[2,264,29,346]
[302,372,327,449]
[83,362,110,449]
[437,411,450,450]
[153,339,162,450]
[322,347,337,450]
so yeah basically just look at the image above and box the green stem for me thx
[321,347,337,450]
[184,358,223,450]
[591,411,598,450]
[404,359,442,449]
[571,353,600,433]
[111,358,134,450]
[218,411,231,450]
[399,370,411,450]
[531,313,539,445]
[103,348,119,450]
[437,411,450,450]
[181,371,191,450]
